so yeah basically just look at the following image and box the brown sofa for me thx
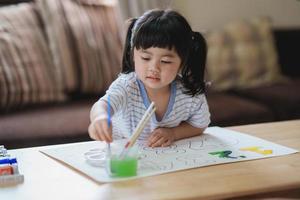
[1,1,300,149]
[207,29,300,127]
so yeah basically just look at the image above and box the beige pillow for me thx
[206,17,286,91]
[0,3,66,111]
[36,0,123,94]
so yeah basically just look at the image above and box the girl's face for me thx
[133,47,181,92]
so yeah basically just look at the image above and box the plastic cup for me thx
[106,147,138,177]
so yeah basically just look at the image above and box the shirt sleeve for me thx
[100,74,128,115]
[186,94,211,128]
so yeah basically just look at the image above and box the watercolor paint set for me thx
[0,145,24,186]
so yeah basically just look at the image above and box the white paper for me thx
[40,127,298,183]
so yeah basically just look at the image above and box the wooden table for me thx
[1,120,300,200]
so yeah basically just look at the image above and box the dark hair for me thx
[122,9,207,96]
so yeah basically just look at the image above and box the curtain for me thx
[118,0,173,20]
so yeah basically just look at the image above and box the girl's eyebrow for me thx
[141,49,151,54]
[162,54,175,58]
[141,49,176,58]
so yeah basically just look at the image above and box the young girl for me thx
[88,9,210,147]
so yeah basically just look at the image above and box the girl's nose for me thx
[149,60,160,72]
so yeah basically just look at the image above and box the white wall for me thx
[172,0,300,31]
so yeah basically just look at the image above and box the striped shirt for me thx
[99,72,210,140]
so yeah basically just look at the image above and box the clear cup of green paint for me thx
[106,146,138,177]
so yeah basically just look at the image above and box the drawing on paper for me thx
[40,127,298,183]
[209,150,246,159]
[240,146,273,155]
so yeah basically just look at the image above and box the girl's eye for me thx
[161,60,172,64]
[141,57,150,61]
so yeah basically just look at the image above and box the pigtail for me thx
[181,31,207,96]
[122,18,137,73]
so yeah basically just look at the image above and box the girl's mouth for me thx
[146,76,160,81]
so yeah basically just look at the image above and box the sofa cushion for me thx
[0,3,66,111]
[233,79,300,120]
[207,92,274,127]
[274,29,300,78]
[0,99,95,148]
[206,17,285,91]
[36,0,123,94]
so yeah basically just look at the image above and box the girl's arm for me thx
[173,121,205,141]
[147,122,206,147]
[88,100,113,142]
[90,100,109,122]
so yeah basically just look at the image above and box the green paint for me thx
[109,155,138,177]
[209,150,246,159]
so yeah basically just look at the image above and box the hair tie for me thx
[129,18,138,48]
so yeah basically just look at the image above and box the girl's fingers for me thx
[88,123,101,141]
[147,135,158,146]
[150,137,166,147]
[148,132,162,145]
[161,139,172,147]
[102,121,113,142]
[94,122,110,142]
[147,133,155,142]
[104,127,113,143]
[88,124,94,139]
[88,119,114,143]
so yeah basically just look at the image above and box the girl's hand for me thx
[88,117,112,143]
[147,127,175,147]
